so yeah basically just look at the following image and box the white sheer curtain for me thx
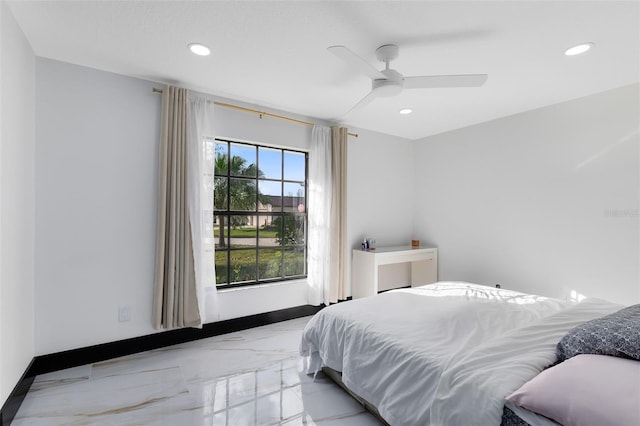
[188,94,218,324]
[329,126,348,303]
[307,125,332,305]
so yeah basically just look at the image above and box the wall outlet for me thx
[118,306,130,322]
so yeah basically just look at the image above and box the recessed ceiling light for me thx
[188,43,211,56]
[399,108,413,115]
[564,42,594,56]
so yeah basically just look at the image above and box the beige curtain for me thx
[153,86,201,329]
[329,126,348,303]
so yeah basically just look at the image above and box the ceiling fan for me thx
[328,44,488,115]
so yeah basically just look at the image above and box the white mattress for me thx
[299,282,622,426]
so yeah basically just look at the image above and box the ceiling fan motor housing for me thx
[376,44,399,63]
[372,68,404,97]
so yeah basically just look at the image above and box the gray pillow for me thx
[556,304,640,361]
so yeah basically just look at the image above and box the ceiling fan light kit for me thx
[328,43,488,116]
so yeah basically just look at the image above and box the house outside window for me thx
[214,139,308,288]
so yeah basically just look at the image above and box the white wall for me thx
[413,84,640,305]
[35,58,161,355]
[347,128,415,290]
[34,58,413,354]
[0,1,36,405]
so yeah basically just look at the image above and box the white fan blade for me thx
[328,46,386,80]
[404,74,488,89]
[343,90,378,117]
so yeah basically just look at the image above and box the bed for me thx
[299,282,640,426]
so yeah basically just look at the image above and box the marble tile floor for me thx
[12,316,383,426]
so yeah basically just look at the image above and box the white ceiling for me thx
[7,0,640,140]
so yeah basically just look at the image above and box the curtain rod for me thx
[152,87,358,137]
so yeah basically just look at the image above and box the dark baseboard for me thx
[0,359,36,426]
[0,304,323,426]
[31,304,323,376]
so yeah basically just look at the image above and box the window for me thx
[214,139,308,288]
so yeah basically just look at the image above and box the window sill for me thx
[217,278,307,294]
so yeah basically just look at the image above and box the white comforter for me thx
[299,282,622,426]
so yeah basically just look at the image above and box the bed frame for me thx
[321,367,390,425]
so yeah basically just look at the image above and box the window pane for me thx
[214,214,228,249]
[230,249,256,283]
[229,178,258,211]
[258,249,283,279]
[284,152,305,181]
[259,180,281,213]
[283,182,305,213]
[230,144,257,177]
[258,219,278,247]
[258,147,281,180]
[274,214,306,246]
[214,142,228,175]
[215,250,228,285]
[284,247,305,277]
[214,177,227,211]
[229,215,256,249]
[292,215,306,245]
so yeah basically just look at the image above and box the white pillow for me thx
[506,354,640,426]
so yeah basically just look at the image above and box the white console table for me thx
[352,246,438,299]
